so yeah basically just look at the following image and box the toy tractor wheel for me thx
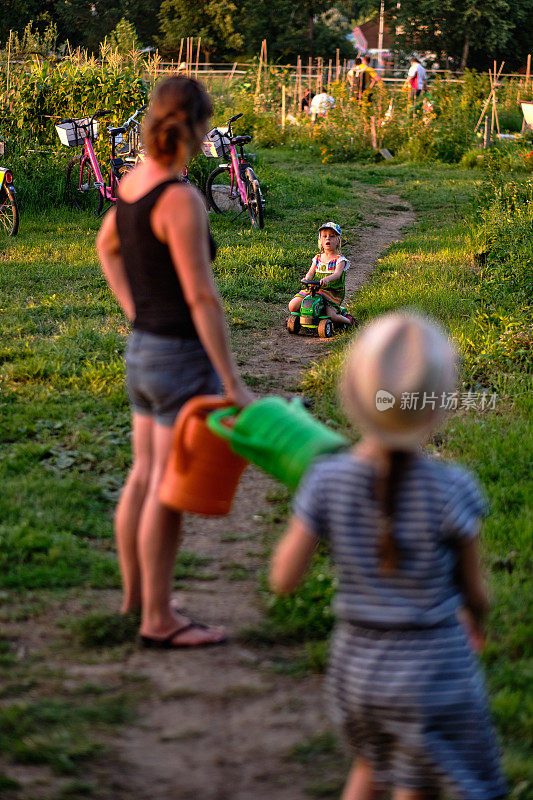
[318,319,334,338]
[287,315,300,334]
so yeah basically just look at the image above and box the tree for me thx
[389,0,532,71]
[109,17,140,53]
[240,0,354,61]
[157,0,243,60]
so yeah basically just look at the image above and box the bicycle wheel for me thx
[65,156,101,212]
[0,184,19,236]
[206,165,241,214]
[245,166,264,229]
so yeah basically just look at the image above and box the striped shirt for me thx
[293,452,487,629]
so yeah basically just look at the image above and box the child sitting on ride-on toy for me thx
[288,222,355,331]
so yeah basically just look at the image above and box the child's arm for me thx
[320,257,346,286]
[270,516,318,595]
[304,261,317,281]
[456,527,489,651]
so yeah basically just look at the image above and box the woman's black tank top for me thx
[116,178,217,338]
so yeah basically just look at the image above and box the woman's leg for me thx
[342,758,384,800]
[138,421,225,645]
[115,412,154,614]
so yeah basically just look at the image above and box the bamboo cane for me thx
[308,56,312,100]
[6,30,12,95]
[327,59,332,92]
[282,85,286,130]
[195,37,201,78]
[177,38,183,71]
[254,41,264,99]
[336,48,340,81]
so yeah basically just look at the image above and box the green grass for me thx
[0,149,531,797]
[258,155,532,798]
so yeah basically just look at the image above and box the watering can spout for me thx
[207,396,348,491]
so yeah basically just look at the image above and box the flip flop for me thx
[139,621,227,649]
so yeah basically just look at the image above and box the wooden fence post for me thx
[281,85,286,130]
[195,37,201,79]
[526,54,531,91]
[327,58,332,92]
[336,48,340,80]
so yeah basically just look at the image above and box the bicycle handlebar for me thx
[122,105,147,128]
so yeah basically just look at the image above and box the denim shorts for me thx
[125,330,222,426]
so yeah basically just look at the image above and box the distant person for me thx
[271,312,507,800]
[300,89,312,113]
[309,92,335,122]
[347,57,362,89]
[351,55,381,103]
[405,56,427,99]
[288,222,355,327]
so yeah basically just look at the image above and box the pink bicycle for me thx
[57,108,143,215]
[203,113,264,229]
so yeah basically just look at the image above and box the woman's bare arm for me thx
[270,516,318,595]
[154,185,253,407]
[96,209,136,321]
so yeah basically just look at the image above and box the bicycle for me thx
[57,107,144,215]
[203,113,264,229]
[0,136,19,236]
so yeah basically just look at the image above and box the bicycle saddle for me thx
[232,135,251,145]
[108,126,127,136]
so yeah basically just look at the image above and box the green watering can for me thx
[207,396,349,491]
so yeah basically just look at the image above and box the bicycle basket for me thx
[55,118,98,147]
[201,127,230,158]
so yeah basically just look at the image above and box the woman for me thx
[96,76,254,648]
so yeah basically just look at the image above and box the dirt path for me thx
[5,184,413,800]
[106,186,414,800]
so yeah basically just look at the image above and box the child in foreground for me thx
[288,222,355,326]
[271,312,506,800]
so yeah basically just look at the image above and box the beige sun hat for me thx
[340,311,458,449]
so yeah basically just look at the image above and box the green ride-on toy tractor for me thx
[287,279,353,338]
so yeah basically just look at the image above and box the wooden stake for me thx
[254,41,264,99]
[526,54,531,90]
[6,29,12,94]
[370,116,377,149]
[195,37,201,78]
[308,56,312,99]
[177,38,183,70]
[317,57,323,93]
[281,85,286,130]
[336,48,340,81]
[327,58,332,92]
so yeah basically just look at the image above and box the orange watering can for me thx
[159,395,248,516]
